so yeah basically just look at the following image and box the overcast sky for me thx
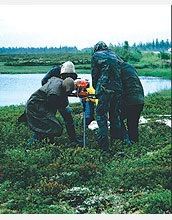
[0,4,171,49]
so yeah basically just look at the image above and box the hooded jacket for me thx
[120,62,144,105]
[91,48,144,105]
[91,49,123,98]
[26,77,68,136]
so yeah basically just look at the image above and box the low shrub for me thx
[0,90,171,213]
[122,187,171,214]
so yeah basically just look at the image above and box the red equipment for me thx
[74,79,90,99]
[70,79,96,148]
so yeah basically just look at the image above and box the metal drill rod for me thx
[82,99,86,148]
[83,110,86,148]
[69,92,97,148]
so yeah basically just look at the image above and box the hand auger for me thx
[69,79,97,148]
[79,94,96,148]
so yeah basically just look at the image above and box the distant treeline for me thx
[109,39,171,53]
[0,39,170,54]
[0,46,79,54]
[135,39,171,52]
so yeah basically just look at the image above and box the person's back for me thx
[91,41,124,153]
[119,62,145,143]
[41,66,61,86]
[26,77,68,136]
[92,49,123,97]
[27,77,68,110]
[120,62,144,106]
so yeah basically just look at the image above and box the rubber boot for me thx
[27,132,43,146]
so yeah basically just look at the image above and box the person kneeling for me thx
[25,77,82,146]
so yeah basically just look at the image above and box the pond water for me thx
[0,74,171,107]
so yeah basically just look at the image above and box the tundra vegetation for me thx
[0,43,171,214]
[0,90,171,214]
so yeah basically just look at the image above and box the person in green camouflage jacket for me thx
[91,41,144,152]
[91,41,123,153]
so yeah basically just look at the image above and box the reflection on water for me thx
[0,74,171,107]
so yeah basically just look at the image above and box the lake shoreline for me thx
[0,74,171,107]
[0,89,171,109]
[0,71,171,80]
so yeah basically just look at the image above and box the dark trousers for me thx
[96,94,121,150]
[120,104,144,142]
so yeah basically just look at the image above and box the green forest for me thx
[0,39,170,54]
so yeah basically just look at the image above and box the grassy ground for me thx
[0,90,171,214]
[0,62,50,74]
[137,68,171,80]
[0,62,91,74]
[0,52,171,79]
[0,61,171,80]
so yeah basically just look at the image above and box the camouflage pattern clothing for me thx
[96,93,122,151]
[92,42,144,105]
[91,43,123,151]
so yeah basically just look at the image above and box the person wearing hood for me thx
[91,41,123,153]
[25,76,82,146]
[91,41,144,153]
